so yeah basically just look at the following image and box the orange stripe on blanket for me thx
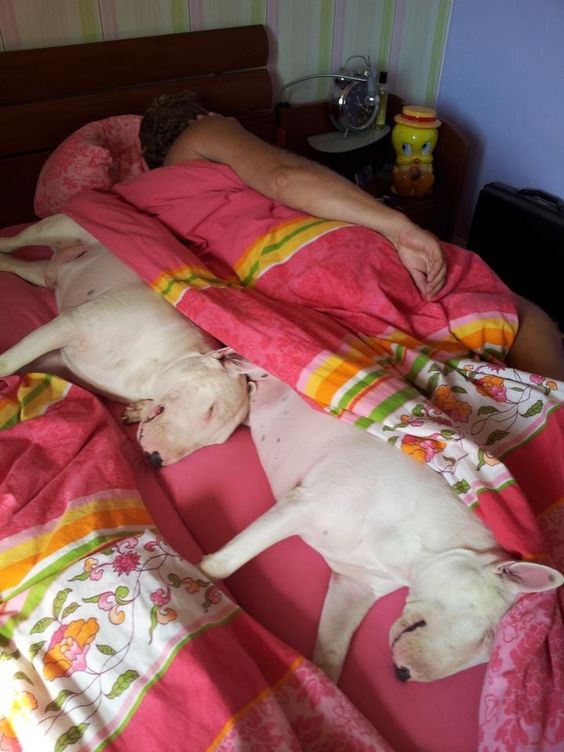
[0,505,151,590]
[450,318,517,355]
[339,334,384,363]
[206,655,304,751]
[234,216,350,286]
[151,265,240,306]
[0,373,70,430]
[1,497,147,564]
[302,338,412,411]
[537,496,564,516]
[303,354,364,407]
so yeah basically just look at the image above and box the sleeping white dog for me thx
[201,361,563,682]
[0,215,249,466]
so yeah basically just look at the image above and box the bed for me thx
[1,25,563,752]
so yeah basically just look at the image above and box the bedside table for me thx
[306,126,390,186]
[363,165,456,240]
[276,97,468,241]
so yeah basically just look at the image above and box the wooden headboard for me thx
[0,25,275,227]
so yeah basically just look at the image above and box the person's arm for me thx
[164,114,446,300]
[506,295,564,380]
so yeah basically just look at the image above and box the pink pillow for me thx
[34,115,148,218]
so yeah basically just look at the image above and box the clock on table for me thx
[328,55,380,133]
[277,56,390,184]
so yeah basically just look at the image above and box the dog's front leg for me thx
[200,487,308,580]
[121,400,154,424]
[0,314,77,377]
[313,572,382,683]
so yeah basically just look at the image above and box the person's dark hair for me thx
[140,91,209,169]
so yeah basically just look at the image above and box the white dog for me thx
[201,363,563,682]
[0,215,249,466]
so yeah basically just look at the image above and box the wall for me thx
[0,0,452,104]
[437,0,564,243]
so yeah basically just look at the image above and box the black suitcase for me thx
[468,182,564,329]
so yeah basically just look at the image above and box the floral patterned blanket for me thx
[62,162,564,750]
[0,373,390,752]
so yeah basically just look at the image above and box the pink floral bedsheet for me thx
[0,374,391,752]
[62,163,564,750]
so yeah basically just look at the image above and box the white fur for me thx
[201,363,563,682]
[0,215,249,466]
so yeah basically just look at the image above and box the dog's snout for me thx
[144,450,163,468]
[395,665,411,682]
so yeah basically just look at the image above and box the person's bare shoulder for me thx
[164,114,249,165]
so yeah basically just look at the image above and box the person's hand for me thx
[387,221,446,300]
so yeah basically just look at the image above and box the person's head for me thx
[140,91,209,169]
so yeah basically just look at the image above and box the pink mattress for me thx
[0,229,486,752]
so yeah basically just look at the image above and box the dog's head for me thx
[136,352,249,467]
[390,555,563,682]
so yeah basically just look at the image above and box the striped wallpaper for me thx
[0,0,452,106]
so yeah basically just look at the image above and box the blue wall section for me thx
[437,0,564,242]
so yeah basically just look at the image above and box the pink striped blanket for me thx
[61,161,564,750]
[0,373,389,752]
[2,158,561,751]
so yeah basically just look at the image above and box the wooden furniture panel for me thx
[0,69,272,154]
[0,26,273,228]
[0,26,269,105]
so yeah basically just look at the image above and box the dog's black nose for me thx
[395,665,411,682]
[144,450,163,468]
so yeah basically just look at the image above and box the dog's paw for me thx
[0,355,15,378]
[121,400,152,424]
[312,644,343,683]
[199,553,234,580]
[0,255,14,271]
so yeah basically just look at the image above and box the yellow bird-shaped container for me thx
[391,106,441,198]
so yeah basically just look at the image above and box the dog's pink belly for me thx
[249,379,358,498]
[49,245,142,311]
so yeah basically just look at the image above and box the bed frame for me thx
[0,25,276,227]
[0,24,467,239]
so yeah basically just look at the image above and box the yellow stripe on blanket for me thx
[302,350,415,421]
[304,353,366,408]
[152,265,241,305]
[0,373,70,430]
[0,499,152,593]
[450,316,517,357]
[235,217,350,286]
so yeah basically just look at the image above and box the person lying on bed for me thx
[139,92,564,381]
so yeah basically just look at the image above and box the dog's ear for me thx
[208,348,268,381]
[495,561,564,592]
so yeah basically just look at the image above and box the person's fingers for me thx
[427,260,447,286]
[409,256,446,299]
[426,279,443,300]
[408,268,428,297]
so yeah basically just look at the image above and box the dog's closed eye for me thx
[391,620,427,647]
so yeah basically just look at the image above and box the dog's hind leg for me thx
[0,314,77,377]
[200,487,310,580]
[313,573,389,682]
[0,214,95,254]
[0,254,50,286]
